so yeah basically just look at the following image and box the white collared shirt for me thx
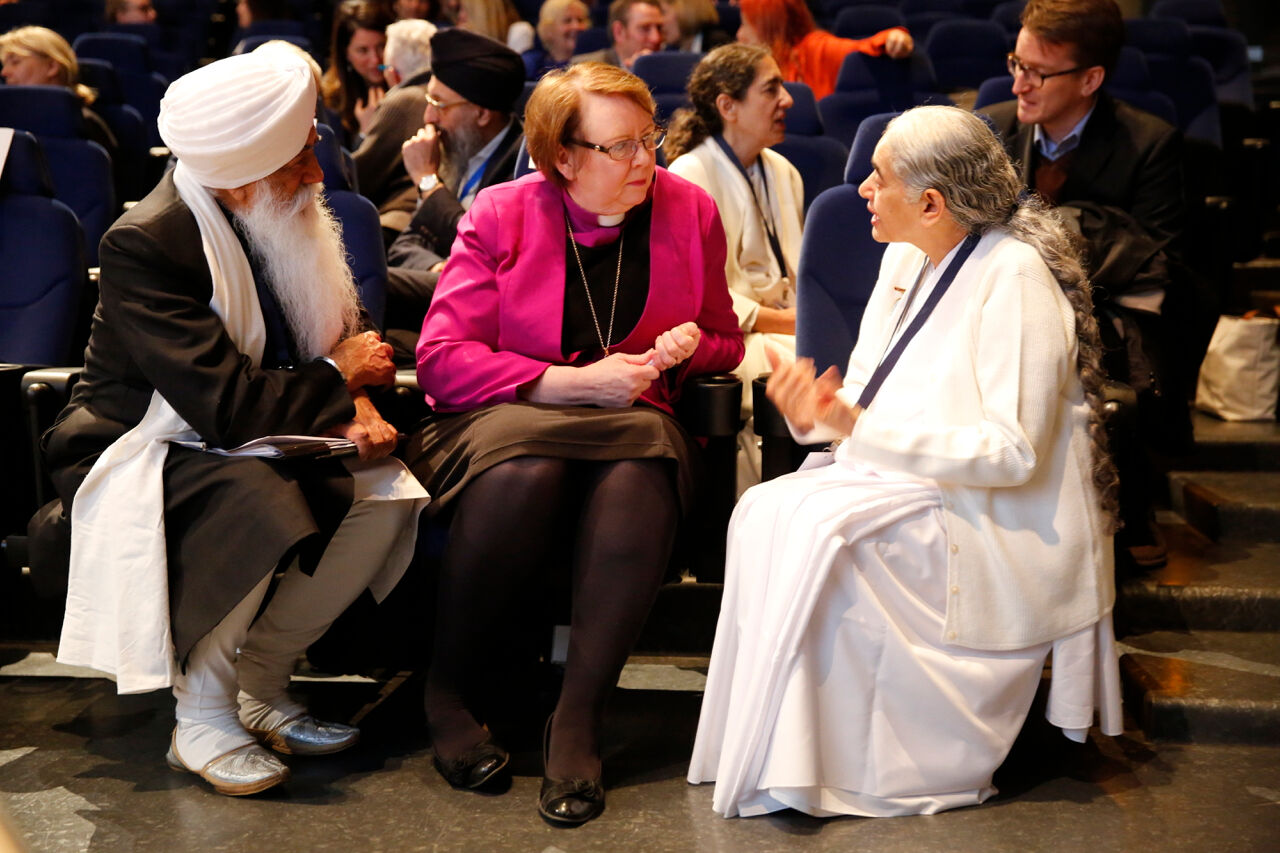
[457,119,514,210]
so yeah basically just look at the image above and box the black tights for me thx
[425,456,677,779]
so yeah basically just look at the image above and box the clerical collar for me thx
[1034,102,1096,163]
[561,183,653,245]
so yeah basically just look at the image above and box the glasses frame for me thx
[567,127,666,161]
[424,92,469,111]
[1005,53,1088,88]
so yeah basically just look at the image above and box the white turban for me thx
[158,51,316,190]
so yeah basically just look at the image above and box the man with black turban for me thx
[384,27,526,328]
[44,50,429,796]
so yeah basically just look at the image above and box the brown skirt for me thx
[403,402,700,515]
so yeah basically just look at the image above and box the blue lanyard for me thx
[457,148,495,202]
[855,233,980,410]
[712,134,789,277]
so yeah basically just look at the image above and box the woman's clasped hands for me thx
[764,344,859,436]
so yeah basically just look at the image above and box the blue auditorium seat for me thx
[73,32,170,147]
[78,58,152,201]
[575,27,610,55]
[315,125,388,329]
[233,33,316,58]
[795,112,896,376]
[1150,0,1227,28]
[775,83,849,213]
[973,74,1013,109]
[0,86,116,267]
[0,131,87,365]
[925,19,1010,91]
[633,51,701,94]
[1189,26,1252,107]
[989,0,1024,41]
[834,5,906,40]
[817,52,943,147]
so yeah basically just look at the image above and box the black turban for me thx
[429,28,525,114]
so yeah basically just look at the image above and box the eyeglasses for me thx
[424,92,468,111]
[568,127,666,161]
[1006,53,1087,88]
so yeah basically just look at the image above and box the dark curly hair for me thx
[665,42,770,160]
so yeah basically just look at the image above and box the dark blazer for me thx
[43,172,358,660]
[352,68,432,219]
[981,92,1185,264]
[387,118,525,269]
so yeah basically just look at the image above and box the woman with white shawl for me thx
[688,106,1124,818]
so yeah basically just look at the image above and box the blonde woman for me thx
[0,26,118,157]
[523,0,589,79]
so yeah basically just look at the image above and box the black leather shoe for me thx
[431,736,509,790]
[539,775,605,826]
[538,714,605,826]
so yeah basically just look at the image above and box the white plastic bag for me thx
[1195,314,1280,421]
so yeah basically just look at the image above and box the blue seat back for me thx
[989,0,1024,38]
[575,27,610,55]
[1189,26,1252,105]
[0,86,85,138]
[0,133,86,364]
[783,82,823,136]
[795,112,895,376]
[633,51,701,93]
[1145,54,1221,146]
[973,74,1013,109]
[1125,17,1193,58]
[234,34,316,59]
[772,135,849,214]
[834,5,905,39]
[316,124,387,328]
[925,19,1010,91]
[73,32,152,74]
[1151,0,1227,27]
[39,137,115,267]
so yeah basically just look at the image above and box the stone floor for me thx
[2,652,1279,853]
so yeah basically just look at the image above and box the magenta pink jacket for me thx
[416,168,745,413]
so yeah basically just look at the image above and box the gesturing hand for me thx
[649,322,701,371]
[764,345,857,435]
[402,124,442,185]
[885,29,914,59]
[328,330,395,392]
[354,86,385,135]
[326,392,398,460]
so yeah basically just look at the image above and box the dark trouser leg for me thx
[547,458,678,780]
[425,457,571,761]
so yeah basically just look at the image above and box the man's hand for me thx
[402,124,442,185]
[328,330,395,392]
[354,86,386,135]
[326,391,398,460]
[649,322,701,371]
[884,29,914,59]
[764,345,857,435]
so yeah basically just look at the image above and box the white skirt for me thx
[688,460,1121,818]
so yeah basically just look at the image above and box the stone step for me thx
[1168,470,1280,542]
[1180,411,1280,472]
[1118,523,1280,632]
[1119,628,1280,744]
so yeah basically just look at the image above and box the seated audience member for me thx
[689,105,1122,817]
[737,0,912,100]
[0,26,118,160]
[458,0,536,53]
[405,62,743,825]
[979,0,1188,567]
[351,17,437,234]
[394,0,439,21]
[105,0,157,24]
[42,51,428,797]
[571,0,664,71]
[385,29,525,287]
[322,0,395,146]
[661,0,729,54]
[523,0,590,80]
[667,43,802,487]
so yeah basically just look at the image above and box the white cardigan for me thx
[668,138,805,332]
[798,230,1114,650]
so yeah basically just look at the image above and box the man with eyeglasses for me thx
[980,0,1188,570]
[383,27,526,354]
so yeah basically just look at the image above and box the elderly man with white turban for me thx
[41,50,429,796]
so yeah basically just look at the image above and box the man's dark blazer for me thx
[980,91,1185,277]
[387,117,525,269]
[352,68,432,223]
[41,172,358,661]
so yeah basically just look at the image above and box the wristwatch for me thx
[418,173,440,195]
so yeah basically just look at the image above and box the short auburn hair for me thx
[524,62,656,188]
[1021,0,1123,76]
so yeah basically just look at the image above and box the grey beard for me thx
[434,121,488,195]
[231,182,360,360]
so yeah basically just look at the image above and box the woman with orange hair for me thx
[737,0,912,100]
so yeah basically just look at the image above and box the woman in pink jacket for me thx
[405,62,743,826]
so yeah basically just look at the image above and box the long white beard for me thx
[232,182,360,360]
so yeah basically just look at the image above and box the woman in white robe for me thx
[667,44,805,488]
[688,106,1124,818]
